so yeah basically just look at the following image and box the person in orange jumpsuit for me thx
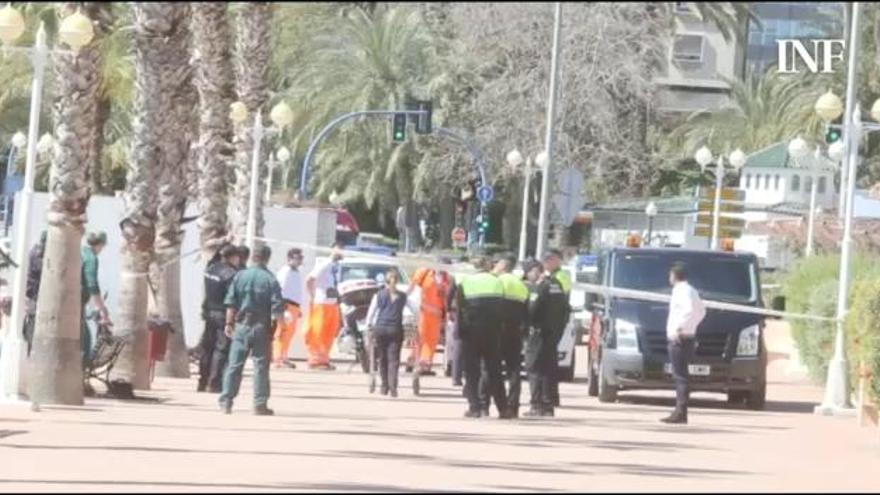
[273,248,304,369]
[407,258,451,376]
[304,243,343,370]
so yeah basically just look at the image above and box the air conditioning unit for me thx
[672,34,704,63]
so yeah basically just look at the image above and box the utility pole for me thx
[536,2,563,258]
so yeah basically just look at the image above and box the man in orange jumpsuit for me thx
[273,248,304,369]
[407,258,451,376]
[304,243,343,370]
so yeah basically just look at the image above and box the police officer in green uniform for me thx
[219,244,284,416]
[524,250,570,417]
[478,254,529,417]
[457,255,511,419]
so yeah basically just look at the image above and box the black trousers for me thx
[479,327,523,412]
[375,331,403,393]
[199,312,231,393]
[462,326,507,415]
[526,326,562,411]
[668,337,696,413]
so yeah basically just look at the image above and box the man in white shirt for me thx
[304,242,343,370]
[273,248,304,369]
[663,262,706,424]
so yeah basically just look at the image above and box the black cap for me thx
[238,245,251,258]
[220,244,239,258]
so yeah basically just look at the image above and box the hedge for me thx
[781,254,880,395]
[848,277,880,404]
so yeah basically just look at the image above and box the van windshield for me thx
[612,252,757,304]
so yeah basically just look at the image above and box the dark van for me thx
[585,247,767,409]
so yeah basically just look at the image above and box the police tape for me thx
[253,235,839,325]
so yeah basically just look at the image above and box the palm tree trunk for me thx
[29,2,108,405]
[153,4,195,379]
[230,2,273,243]
[113,3,187,390]
[192,3,235,262]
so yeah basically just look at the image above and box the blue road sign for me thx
[476,185,493,203]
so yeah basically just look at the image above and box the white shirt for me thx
[276,265,303,305]
[308,259,339,304]
[666,281,706,340]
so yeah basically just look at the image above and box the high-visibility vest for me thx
[552,269,572,294]
[498,272,529,303]
[459,272,504,304]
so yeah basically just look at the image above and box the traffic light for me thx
[391,113,407,143]
[476,213,490,234]
[825,126,841,144]
[415,100,432,134]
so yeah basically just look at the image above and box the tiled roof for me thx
[588,196,810,217]
[747,217,880,253]
[744,141,837,171]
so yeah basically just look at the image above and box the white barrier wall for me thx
[15,193,336,359]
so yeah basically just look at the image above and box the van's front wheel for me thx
[597,356,617,403]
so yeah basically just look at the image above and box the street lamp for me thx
[788,138,819,257]
[508,148,536,261]
[35,133,53,156]
[230,100,293,251]
[265,146,290,203]
[644,201,657,246]
[694,146,745,250]
[0,6,93,401]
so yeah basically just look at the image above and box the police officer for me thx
[457,255,511,419]
[548,251,571,407]
[219,244,284,416]
[198,244,240,393]
[478,254,528,417]
[525,250,570,417]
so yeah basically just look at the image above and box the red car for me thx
[335,208,360,246]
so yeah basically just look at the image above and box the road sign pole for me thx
[536,2,563,259]
[711,157,725,250]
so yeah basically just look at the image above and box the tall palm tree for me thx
[28,2,110,406]
[150,3,195,379]
[192,3,235,261]
[229,2,273,242]
[662,70,826,157]
[113,3,188,390]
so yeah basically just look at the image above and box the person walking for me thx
[198,244,240,392]
[23,231,47,357]
[457,255,511,419]
[407,258,451,376]
[273,248,304,369]
[304,242,343,370]
[365,268,408,397]
[524,251,569,417]
[219,244,284,416]
[478,254,529,417]
[661,262,706,425]
[81,232,111,377]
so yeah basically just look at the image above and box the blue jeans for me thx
[219,321,271,408]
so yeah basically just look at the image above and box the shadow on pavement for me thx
[616,393,816,415]
[0,479,454,493]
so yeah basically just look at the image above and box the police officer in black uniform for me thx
[198,244,240,392]
[457,255,512,419]
[524,250,570,417]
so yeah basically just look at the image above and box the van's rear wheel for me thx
[597,356,617,403]
[746,381,766,410]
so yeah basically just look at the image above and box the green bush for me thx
[781,254,880,387]
[848,277,880,404]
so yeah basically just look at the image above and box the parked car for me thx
[335,208,360,246]
[585,246,767,409]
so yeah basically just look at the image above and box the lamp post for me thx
[229,101,293,252]
[644,201,657,246]
[266,146,290,203]
[535,1,563,259]
[507,148,534,261]
[0,6,93,401]
[694,146,745,250]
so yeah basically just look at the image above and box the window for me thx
[774,175,781,190]
[818,176,827,194]
[792,174,801,192]
[745,174,752,188]
[755,174,762,190]
[672,34,705,63]
[765,175,772,189]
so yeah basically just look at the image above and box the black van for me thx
[584,247,767,409]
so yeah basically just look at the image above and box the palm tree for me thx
[662,70,826,158]
[192,3,235,261]
[28,2,110,406]
[150,3,195,379]
[229,2,273,242]
[113,3,189,390]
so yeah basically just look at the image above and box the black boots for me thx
[660,409,687,424]
[254,405,275,416]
